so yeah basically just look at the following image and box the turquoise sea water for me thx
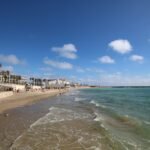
[11,88,150,150]
[80,88,150,149]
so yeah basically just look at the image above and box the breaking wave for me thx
[90,100,106,108]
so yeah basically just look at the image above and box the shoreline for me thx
[0,87,149,149]
[0,89,68,114]
[0,87,85,149]
[0,90,69,150]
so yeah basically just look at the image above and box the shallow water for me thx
[10,88,150,150]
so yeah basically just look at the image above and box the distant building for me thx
[0,70,10,83]
[0,64,71,91]
[42,79,70,89]
[0,71,24,84]
[29,78,43,86]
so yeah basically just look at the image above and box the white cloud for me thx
[75,67,104,74]
[44,58,73,70]
[130,55,144,63]
[0,54,24,65]
[98,56,115,64]
[52,43,77,59]
[109,39,132,54]
[0,65,14,72]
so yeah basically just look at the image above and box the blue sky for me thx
[0,0,150,85]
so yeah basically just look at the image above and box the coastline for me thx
[0,90,70,150]
[0,87,90,149]
[0,89,68,114]
[0,86,91,114]
[0,87,149,149]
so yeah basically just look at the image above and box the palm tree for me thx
[4,74,7,83]
[0,64,2,70]
[6,71,10,83]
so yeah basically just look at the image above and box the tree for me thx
[4,74,7,83]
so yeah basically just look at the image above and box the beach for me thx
[0,89,67,114]
[0,88,150,150]
[0,89,70,150]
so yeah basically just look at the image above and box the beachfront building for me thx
[44,79,61,89]
[0,64,71,91]
[28,78,43,90]
[0,70,10,83]
[64,80,70,88]
[0,70,28,91]
[0,71,25,84]
[42,79,70,89]
[28,78,70,90]
[70,82,80,88]
[29,78,43,86]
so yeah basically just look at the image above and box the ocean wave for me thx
[93,112,104,122]
[75,97,86,102]
[88,147,101,150]
[11,107,103,150]
[90,100,106,108]
[30,107,91,127]
[144,121,150,125]
[69,90,80,96]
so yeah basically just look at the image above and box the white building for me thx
[43,79,70,89]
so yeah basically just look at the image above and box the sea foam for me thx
[93,112,104,122]
[11,107,102,150]
[75,97,86,102]
[90,100,106,108]
[144,121,150,125]
[30,107,91,127]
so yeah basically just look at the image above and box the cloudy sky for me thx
[0,0,150,86]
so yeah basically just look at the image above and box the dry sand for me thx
[0,89,67,113]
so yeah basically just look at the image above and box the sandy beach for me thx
[0,90,68,150]
[0,89,67,114]
[0,87,93,150]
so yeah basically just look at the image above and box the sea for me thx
[10,88,150,150]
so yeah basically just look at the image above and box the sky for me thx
[0,0,150,86]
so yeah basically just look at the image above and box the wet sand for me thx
[0,92,66,150]
[0,89,67,114]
